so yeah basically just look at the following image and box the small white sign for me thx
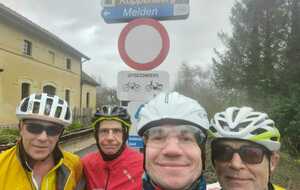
[117,70,169,101]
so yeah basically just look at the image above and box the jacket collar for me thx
[142,173,207,190]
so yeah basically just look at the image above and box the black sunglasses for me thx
[212,143,269,164]
[25,123,63,136]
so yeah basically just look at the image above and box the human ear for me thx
[270,152,280,174]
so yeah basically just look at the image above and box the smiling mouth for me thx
[103,146,118,149]
[158,163,188,167]
[226,176,251,181]
[33,146,48,150]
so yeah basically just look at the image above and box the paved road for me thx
[75,144,97,157]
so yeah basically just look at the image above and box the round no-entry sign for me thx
[118,18,170,71]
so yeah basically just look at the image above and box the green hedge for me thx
[0,128,19,144]
[64,121,84,134]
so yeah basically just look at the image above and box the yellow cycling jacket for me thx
[207,182,285,190]
[0,143,84,190]
[273,184,286,190]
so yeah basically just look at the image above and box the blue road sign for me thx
[101,4,189,23]
[127,135,144,148]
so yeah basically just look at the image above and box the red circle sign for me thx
[118,18,170,71]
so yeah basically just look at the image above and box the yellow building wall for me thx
[81,84,97,112]
[0,19,82,125]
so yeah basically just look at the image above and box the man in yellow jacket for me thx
[0,93,84,190]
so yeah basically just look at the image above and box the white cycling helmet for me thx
[137,92,209,136]
[16,93,72,127]
[210,106,281,151]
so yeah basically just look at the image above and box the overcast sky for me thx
[1,0,235,87]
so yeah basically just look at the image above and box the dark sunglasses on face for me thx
[212,143,269,164]
[25,123,63,136]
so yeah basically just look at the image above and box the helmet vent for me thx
[112,106,118,114]
[219,120,228,128]
[232,110,239,121]
[55,106,62,118]
[102,106,109,114]
[235,121,252,132]
[44,98,53,115]
[253,118,265,126]
[33,102,40,113]
[35,94,42,100]
[271,137,278,141]
[246,115,257,119]
[209,126,217,133]
[58,99,64,105]
[20,98,29,112]
[219,114,225,118]
[251,128,267,135]
[65,107,71,120]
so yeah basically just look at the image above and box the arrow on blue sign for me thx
[101,4,189,23]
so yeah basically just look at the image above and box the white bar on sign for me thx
[102,0,115,7]
[174,4,189,15]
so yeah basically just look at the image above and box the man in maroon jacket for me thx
[82,105,143,190]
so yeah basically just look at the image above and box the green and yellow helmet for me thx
[92,105,131,130]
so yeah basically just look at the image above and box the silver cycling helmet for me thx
[137,91,209,136]
[210,106,281,151]
[16,93,72,127]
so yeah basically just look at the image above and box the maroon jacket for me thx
[82,146,143,190]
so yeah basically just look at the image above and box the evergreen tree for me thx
[213,0,288,106]
[213,0,300,154]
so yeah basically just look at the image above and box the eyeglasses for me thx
[25,123,63,136]
[98,128,123,137]
[211,143,269,164]
[144,125,206,149]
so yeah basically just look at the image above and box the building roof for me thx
[0,3,90,61]
[82,72,100,86]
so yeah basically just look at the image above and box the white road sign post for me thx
[117,70,169,101]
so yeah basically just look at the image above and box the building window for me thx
[86,92,90,108]
[23,40,32,56]
[43,85,56,96]
[21,83,30,99]
[65,89,70,104]
[49,51,55,64]
[66,58,71,70]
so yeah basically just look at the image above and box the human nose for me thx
[36,130,48,140]
[160,137,183,155]
[229,152,246,170]
[106,130,115,139]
